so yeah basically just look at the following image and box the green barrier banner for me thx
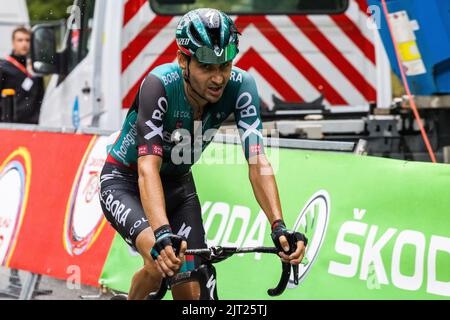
[100,143,450,299]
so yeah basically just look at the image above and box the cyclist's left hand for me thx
[271,220,308,265]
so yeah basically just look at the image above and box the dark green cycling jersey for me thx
[106,62,264,175]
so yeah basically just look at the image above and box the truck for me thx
[0,0,29,57]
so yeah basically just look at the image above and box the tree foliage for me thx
[27,0,74,23]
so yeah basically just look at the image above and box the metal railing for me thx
[0,123,363,153]
[0,267,52,300]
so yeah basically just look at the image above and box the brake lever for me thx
[293,264,299,286]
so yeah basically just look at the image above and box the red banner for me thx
[0,129,116,287]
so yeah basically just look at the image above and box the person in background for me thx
[0,26,44,124]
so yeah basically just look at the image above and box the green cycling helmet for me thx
[176,8,240,64]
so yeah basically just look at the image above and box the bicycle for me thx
[111,243,308,300]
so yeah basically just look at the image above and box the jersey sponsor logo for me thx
[103,193,131,228]
[173,110,190,119]
[113,122,137,166]
[144,120,163,141]
[152,145,163,156]
[161,72,181,86]
[129,217,148,237]
[249,144,262,155]
[144,97,168,141]
[152,97,168,121]
[236,92,263,142]
[236,92,258,119]
[238,119,263,142]
[138,145,149,156]
[230,71,243,83]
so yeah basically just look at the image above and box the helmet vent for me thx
[188,23,203,46]
[206,26,221,47]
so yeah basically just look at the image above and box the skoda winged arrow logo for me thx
[288,190,330,288]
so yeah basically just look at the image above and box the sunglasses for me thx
[194,43,239,64]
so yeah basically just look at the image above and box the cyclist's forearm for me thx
[138,160,169,230]
[248,156,283,225]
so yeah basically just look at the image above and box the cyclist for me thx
[99,8,307,300]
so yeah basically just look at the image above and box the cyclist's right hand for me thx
[271,219,307,265]
[151,225,187,278]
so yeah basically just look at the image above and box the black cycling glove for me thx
[151,224,186,259]
[271,219,308,254]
